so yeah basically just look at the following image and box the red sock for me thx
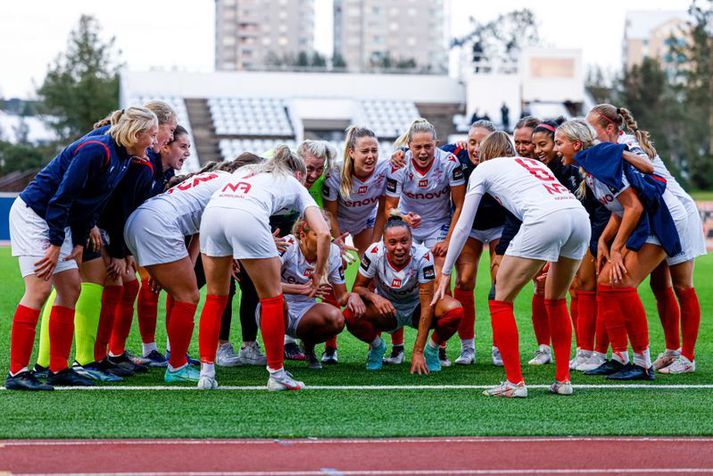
[576,291,597,352]
[489,300,523,384]
[433,307,464,345]
[137,279,159,345]
[322,291,339,350]
[597,285,629,359]
[109,279,139,356]
[260,295,286,371]
[677,288,700,361]
[545,299,572,382]
[165,294,175,331]
[198,294,229,364]
[531,293,550,346]
[594,303,610,354]
[344,308,379,343]
[49,306,75,373]
[9,305,41,374]
[652,286,680,350]
[570,292,579,347]
[391,327,404,346]
[454,288,475,341]
[620,288,649,354]
[167,301,197,368]
[95,285,123,362]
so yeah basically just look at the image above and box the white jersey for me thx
[323,160,389,227]
[207,171,317,219]
[466,157,582,223]
[359,242,435,307]
[618,133,697,210]
[139,170,232,236]
[279,235,344,306]
[386,148,465,235]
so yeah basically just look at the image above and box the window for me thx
[278,36,288,46]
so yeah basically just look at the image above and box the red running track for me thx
[1,437,713,475]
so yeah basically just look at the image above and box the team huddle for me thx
[5,100,706,397]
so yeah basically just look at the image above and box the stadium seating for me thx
[208,97,294,137]
[360,100,420,139]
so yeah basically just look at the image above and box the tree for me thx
[332,53,347,69]
[310,52,327,68]
[37,15,122,142]
[585,65,615,104]
[296,51,310,67]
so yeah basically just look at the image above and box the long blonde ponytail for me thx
[341,125,377,198]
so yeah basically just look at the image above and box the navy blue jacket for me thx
[20,134,131,247]
[574,143,681,257]
[440,143,506,231]
[98,149,175,258]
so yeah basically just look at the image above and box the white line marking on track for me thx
[3,437,713,446]
[2,384,713,391]
[11,469,713,475]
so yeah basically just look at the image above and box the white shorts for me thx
[124,207,187,267]
[666,203,706,266]
[506,207,590,262]
[9,197,78,278]
[338,209,376,237]
[388,299,420,332]
[412,223,449,249]
[200,206,277,259]
[255,299,317,338]
[469,226,503,244]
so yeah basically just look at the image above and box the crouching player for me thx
[346,215,463,374]
[267,214,365,369]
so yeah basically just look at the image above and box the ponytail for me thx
[618,107,657,159]
[394,118,437,149]
[341,125,377,198]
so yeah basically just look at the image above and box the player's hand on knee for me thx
[432,274,449,306]
[34,244,61,280]
[346,293,366,318]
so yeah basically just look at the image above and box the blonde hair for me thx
[590,104,656,159]
[108,107,158,149]
[241,144,305,178]
[292,209,332,237]
[393,118,437,149]
[144,100,177,126]
[341,125,378,198]
[556,119,598,199]
[478,131,516,161]
[298,140,337,172]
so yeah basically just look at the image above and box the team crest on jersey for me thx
[391,278,402,288]
[357,185,367,194]
[423,265,435,280]
[303,268,313,278]
[418,179,428,188]
[386,178,397,193]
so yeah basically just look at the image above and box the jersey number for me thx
[168,173,219,194]
[515,158,569,195]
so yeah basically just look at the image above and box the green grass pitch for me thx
[0,247,711,438]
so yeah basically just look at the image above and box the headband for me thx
[536,123,556,133]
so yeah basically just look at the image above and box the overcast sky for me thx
[0,0,691,99]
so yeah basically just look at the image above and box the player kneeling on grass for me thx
[347,215,463,374]
[266,214,365,369]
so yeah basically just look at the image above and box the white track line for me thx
[11,469,713,476]
[4,437,713,446]
[2,384,713,391]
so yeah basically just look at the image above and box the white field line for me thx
[9,469,713,476]
[4,436,713,446]
[2,383,713,391]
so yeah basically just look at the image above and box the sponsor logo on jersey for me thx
[386,178,397,193]
[322,185,331,198]
[418,179,428,188]
[423,265,435,280]
[391,278,402,288]
[339,266,345,280]
[403,185,450,200]
[221,181,252,194]
[357,185,368,194]
[344,196,379,208]
[453,167,464,181]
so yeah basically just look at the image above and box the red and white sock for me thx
[49,305,75,373]
[260,295,286,372]
[198,295,229,364]
[489,300,523,384]
[9,304,41,375]
[677,287,701,362]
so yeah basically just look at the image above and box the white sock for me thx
[142,342,158,357]
[200,363,215,378]
[268,366,284,375]
[284,335,297,345]
[612,351,630,365]
[539,344,551,353]
[460,338,474,350]
[427,337,439,349]
[168,363,187,372]
[593,351,607,359]
[370,336,383,348]
[165,337,171,352]
[10,367,29,377]
[633,349,651,368]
